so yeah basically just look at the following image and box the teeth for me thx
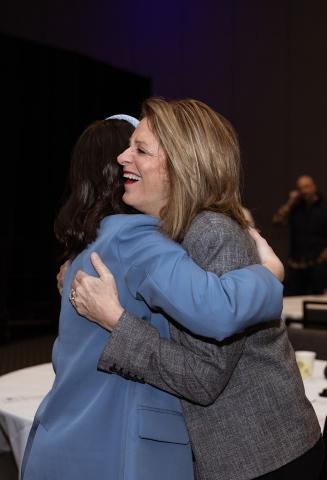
[123,173,141,181]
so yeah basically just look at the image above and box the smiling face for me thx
[117,118,170,217]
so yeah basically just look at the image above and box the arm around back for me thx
[118,218,282,340]
[119,223,283,340]
[99,213,280,404]
[99,310,243,406]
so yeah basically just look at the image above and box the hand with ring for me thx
[69,252,124,331]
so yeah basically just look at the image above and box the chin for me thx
[122,193,134,207]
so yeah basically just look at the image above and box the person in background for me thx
[70,99,323,480]
[273,174,327,295]
[22,114,283,480]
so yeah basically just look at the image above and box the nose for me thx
[117,146,132,165]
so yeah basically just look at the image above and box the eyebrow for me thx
[129,137,149,148]
[136,138,148,145]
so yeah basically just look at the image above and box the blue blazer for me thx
[22,214,282,480]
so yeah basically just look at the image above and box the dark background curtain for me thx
[1,1,327,265]
[0,33,151,341]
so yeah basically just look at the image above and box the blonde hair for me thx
[142,97,249,241]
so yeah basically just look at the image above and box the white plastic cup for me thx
[295,351,317,379]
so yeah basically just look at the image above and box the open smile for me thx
[123,171,141,185]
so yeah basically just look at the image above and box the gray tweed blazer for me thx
[99,211,321,480]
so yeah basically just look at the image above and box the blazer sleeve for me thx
[98,216,278,405]
[98,310,245,406]
[116,222,283,341]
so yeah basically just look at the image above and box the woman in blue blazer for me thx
[22,115,283,480]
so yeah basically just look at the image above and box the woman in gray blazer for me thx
[71,98,324,479]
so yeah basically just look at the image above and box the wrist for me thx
[263,259,285,282]
[102,305,124,331]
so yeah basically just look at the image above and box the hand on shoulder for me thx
[248,228,285,282]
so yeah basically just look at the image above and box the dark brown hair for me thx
[54,119,135,259]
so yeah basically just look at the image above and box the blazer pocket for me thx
[138,407,189,445]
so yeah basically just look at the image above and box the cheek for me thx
[153,163,168,185]
[160,160,170,183]
[162,172,170,191]
[157,172,170,200]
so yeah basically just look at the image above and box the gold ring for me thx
[69,288,76,303]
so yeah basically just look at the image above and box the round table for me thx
[0,360,326,473]
[0,363,55,474]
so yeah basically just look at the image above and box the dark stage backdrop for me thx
[1,0,327,264]
[0,33,151,340]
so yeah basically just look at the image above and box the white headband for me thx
[105,114,139,128]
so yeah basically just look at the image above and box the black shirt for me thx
[289,194,327,262]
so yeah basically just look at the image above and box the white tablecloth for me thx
[282,294,327,321]
[0,360,326,473]
[0,363,55,474]
[303,359,327,431]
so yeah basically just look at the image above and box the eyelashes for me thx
[137,148,146,155]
